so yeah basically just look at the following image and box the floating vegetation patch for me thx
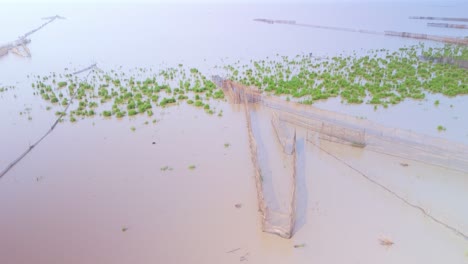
[222,44,468,106]
[29,66,224,123]
[28,44,468,123]
[437,125,447,132]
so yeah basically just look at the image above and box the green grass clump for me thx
[213,90,224,99]
[194,100,204,107]
[188,165,196,170]
[57,81,67,88]
[89,102,98,108]
[116,111,125,118]
[30,44,468,126]
[224,143,230,148]
[128,109,137,116]
[437,125,446,132]
[159,97,176,107]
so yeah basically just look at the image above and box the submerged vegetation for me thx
[28,44,467,123]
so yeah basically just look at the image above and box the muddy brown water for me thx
[1,102,467,263]
[1,3,468,263]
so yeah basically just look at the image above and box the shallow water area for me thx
[1,2,468,264]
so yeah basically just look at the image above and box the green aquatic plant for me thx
[128,109,137,116]
[57,81,67,88]
[188,165,196,170]
[116,111,125,118]
[194,100,204,107]
[89,102,98,108]
[437,125,446,132]
[29,44,468,126]
[159,97,176,107]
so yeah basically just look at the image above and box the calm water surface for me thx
[1,3,468,264]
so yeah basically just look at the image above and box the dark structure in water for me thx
[254,18,468,46]
[0,15,65,58]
